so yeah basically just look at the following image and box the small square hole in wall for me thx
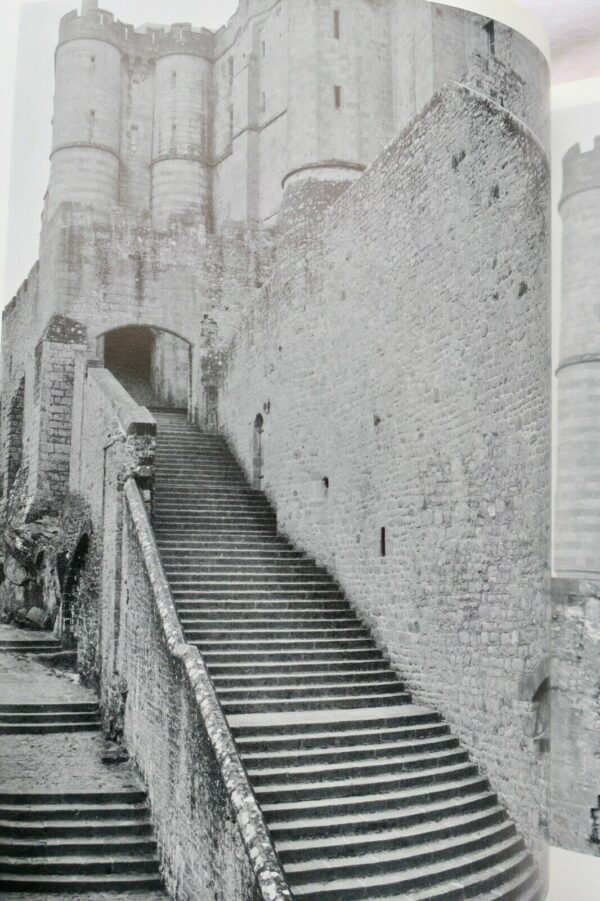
[334,85,342,109]
[484,19,496,56]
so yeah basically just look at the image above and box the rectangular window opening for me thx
[334,10,340,39]
[484,20,496,56]
[262,40,266,58]
[171,70,177,87]
[261,91,266,113]
[380,527,386,558]
[334,85,342,109]
[90,55,96,74]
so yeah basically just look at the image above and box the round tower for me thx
[47,8,122,219]
[151,29,212,232]
[555,137,600,576]
[281,0,392,228]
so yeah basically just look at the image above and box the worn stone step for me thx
[285,820,518,885]
[229,707,441,738]
[164,561,325,574]
[248,748,468,786]
[169,572,332,585]
[184,624,366,641]
[216,679,403,701]
[194,638,377,653]
[0,703,99,714]
[0,802,150,823]
[202,648,385,664]
[177,601,349,615]
[267,792,499,842]
[254,761,478,805]
[0,721,102,735]
[240,733,458,767]
[221,692,412,715]
[0,818,153,840]
[0,791,146,806]
[0,836,157,857]
[178,607,352,621]
[0,710,101,724]
[260,774,490,823]
[233,721,450,753]
[288,836,527,899]
[174,588,344,600]
[207,657,390,676]
[0,851,161,876]
[0,872,164,892]
[212,668,395,689]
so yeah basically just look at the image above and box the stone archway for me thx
[99,325,191,411]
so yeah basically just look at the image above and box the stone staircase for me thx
[0,790,164,894]
[0,701,101,735]
[0,636,62,656]
[152,410,542,901]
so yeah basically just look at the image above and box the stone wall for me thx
[219,83,551,861]
[551,578,600,855]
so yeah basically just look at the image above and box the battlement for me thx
[560,136,600,206]
[59,7,216,60]
[3,261,40,321]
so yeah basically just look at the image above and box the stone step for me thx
[0,872,164,893]
[253,761,478,805]
[176,600,349,614]
[285,820,518,885]
[193,637,377,652]
[201,648,385,664]
[247,748,469,786]
[174,588,344,600]
[170,573,335,586]
[260,774,490,823]
[240,733,458,767]
[0,802,150,823]
[0,703,99,713]
[184,623,361,639]
[212,668,395,688]
[233,721,450,753]
[0,851,161,876]
[0,710,101,724]
[229,708,441,738]
[267,791,499,841]
[0,721,102,735]
[0,818,153,840]
[0,836,157,857]
[207,657,390,676]
[220,692,412,715]
[0,641,61,653]
[288,836,527,899]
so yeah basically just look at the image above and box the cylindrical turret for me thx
[47,10,122,219]
[281,0,391,228]
[555,137,600,576]
[151,35,212,231]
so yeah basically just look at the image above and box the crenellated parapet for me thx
[560,137,600,207]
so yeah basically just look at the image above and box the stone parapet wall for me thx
[550,577,600,855]
[219,83,551,865]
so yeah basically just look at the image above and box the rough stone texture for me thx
[551,578,600,855]
[219,84,551,865]
[120,480,292,901]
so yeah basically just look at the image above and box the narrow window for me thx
[261,91,266,113]
[88,109,96,140]
[129,125,139,153]
[228,57,234,85]
[380,527,386,558]
[171,123,177,144]
[171,70,177,88]
[484,20,496,56]
[334,85,342,109]
[334,10,340,39]
[229,105,234,140]
[262,40,266,58]
[90,55,96,75]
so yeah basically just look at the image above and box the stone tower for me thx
[551,137,600,855]
[555,137,600,577]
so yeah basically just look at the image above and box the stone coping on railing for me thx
[123,478,293,901]
[87,368,157,437]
